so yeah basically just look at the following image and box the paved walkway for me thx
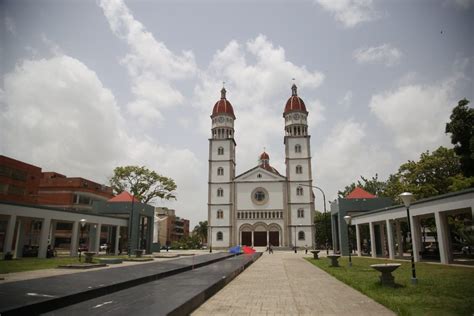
[193,251,395,316]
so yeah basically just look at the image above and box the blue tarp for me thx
[229,245,241,254]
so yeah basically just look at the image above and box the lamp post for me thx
[399,192,417,284]
[294,225,297,253]
[343,215,352,267]
[209,225,212,253]
[299,184,329,255]
[79,218,87,262]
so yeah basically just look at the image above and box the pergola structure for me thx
[350,188,474,264]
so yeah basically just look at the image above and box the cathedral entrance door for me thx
[254,232,267,246]
[269,231,279,246]
[241,231,252,246]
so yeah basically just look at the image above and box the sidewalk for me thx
[193,251,395,316]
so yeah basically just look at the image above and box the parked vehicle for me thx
[419,246,440,260]
[100,244,108,251]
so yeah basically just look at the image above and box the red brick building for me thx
[0,155,114,211]
[0,155,42,205]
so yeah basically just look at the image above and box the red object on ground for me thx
[242,246,256,254]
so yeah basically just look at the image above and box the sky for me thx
[1,0,473,228]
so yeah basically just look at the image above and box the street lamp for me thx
[294,225,297,253]
[343,215,352,267]
[79,218,87,262]
[399,192,417,284]
[209,226,212,253]
[299,184,329,255]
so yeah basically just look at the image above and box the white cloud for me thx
[99,0,197,125]
[445,0,474,9]
[353,44,402,66]
[316,0,379,28]
[193,35,325,173]
[338,90,353,109]
[1,54,205,226]
[314,119,392,203]
[369,77,458,157]
[5,16,16,35]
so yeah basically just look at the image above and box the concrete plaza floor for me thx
[193,250,395,316]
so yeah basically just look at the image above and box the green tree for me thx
[193,220,208,244]
[109,165,177,204]
[397,147,463,199]
[314,212,331,249]
[446,98,474,177]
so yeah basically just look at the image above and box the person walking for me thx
[305,244,308,254]
[269,243,273,254]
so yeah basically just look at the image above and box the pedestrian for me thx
[305,244,308,254]
[269,243,273,254]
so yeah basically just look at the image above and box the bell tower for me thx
[208,87,236,249]
[283,84,315,249]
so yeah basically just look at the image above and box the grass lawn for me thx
[307,256,474,316]
[0,255,139,274]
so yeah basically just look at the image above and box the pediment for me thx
[235,166,286,182]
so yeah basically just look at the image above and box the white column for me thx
[14,219,23,258]
[395,220,403,257]
[70,221,79,256]
[435,211,450,264]
[355,224,361,256]
[38,218,52,259]
[410,216,422,262]
[369,222,376,258]
[94,223,102,252]
[266,231,269,246]
[3,215,17,256]
[115,226,121,255]
[386,219,395,259]
[50,221,57,250]
[251,231,254,247]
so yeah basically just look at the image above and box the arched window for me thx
[295,144,301,153]
[218,147,224,155]
[296,186,303,196]
[297,208,304,218]
[217,188,224,197]
[296,165,302,174]
[298,231,305,240]
[217,231,223,241]
[217,167,224,176]
[217,209,224,219]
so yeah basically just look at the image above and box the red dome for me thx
[283,84,308,115]
[260,152,269,160]
[211,88,236,119]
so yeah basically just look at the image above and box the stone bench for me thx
[327,255,341,267]
[370,263,401,286]
[310,250,320,259]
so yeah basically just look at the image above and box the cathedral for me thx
[208,84,315,249]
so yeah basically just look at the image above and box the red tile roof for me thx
[345,187,376,199]
[108,191,140,203]
[284,84,308,115]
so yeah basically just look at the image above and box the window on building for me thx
[295,144,301,153]
[217,188,224,197]
[297,208,304,218]
[257,173,262,178]
[217,167,224,176]
[217,231,223,241]
[254,190,265,202]
[296,186,303,196]
[218,147,224,155]
[298,231,305,240]
[217,210,224,219]
[296,165,302,174]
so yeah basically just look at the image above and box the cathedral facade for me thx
[208,84,315,249]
